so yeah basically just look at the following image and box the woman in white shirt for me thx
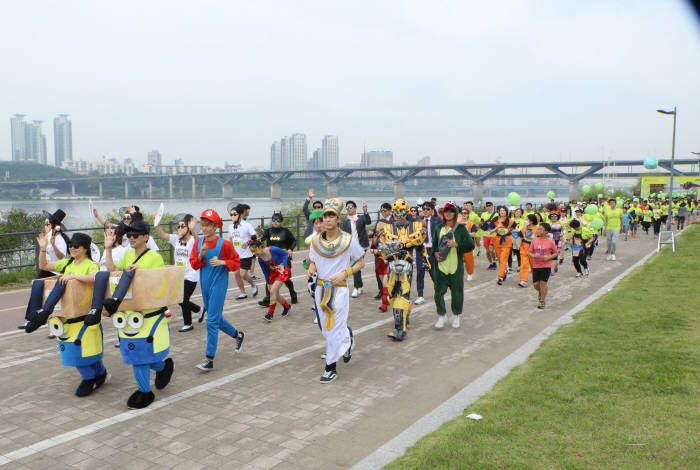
[39,209,70,277]
[99,224,127,271]
[155,214,203,332]
[228,204,259,300]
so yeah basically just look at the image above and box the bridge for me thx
[2,159,698,202]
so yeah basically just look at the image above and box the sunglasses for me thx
[461,211,468,215]
[345,206,355,209]
[123,215,132,221]
[410,209,418,212]
[230,212,238,217]
[177,224,187,229]
[272,218,282,223]
[313,205,323,209]
[126,232,144,239]
[44,222,51,226]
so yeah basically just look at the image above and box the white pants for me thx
[314,286,351,365]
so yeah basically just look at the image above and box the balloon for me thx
[508,192,521,205]
[546,191,555,199]
[633,197,639,202]
[591,218,604,231]
[595,182,604,192]
[616,197,623,206]
[581,184,591,194]
[643,156,658,169]
[597,193,603,198]
[585,204,598,215]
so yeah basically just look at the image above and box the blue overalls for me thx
[199,237,239,359]
[58,321,106,381]
[118,310,169,392]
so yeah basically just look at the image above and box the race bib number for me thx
[109,276,133,299]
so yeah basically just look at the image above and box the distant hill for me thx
[0,161,75,181]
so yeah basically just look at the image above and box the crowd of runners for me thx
[18,190,698,408]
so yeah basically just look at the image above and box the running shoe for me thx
[264,313,273,322]
[320,370,337,384]
[466,274,473,281]
[611,254,616,261]
[434,315,446,329]
[576,273,582,278]
[281,304,292,317]
[196,359,213,372]
[236,293,248,300]
[252,286,259,297]
[251,275,261,281]
[497,278,503,285]
[537,300,545,309]
[178,324,193,332]
[235,331,245,353]
[584,268,590,276]
[518,281,527,288]
[198,308,206,323]
[258,298,270,307]
[451,316,460,329]
[290,291,298,304]
[414,297,425,305]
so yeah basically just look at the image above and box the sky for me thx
[2,0,700,168]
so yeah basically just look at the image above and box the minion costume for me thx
[375,199,427,341]
[103,221,174,409]
[308,198,365,383]
[24,233,109,397]
[432,203,475,321]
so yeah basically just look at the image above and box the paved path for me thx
[0,233,660,469]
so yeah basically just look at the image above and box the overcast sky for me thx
[2,1,700,168]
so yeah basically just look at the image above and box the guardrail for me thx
[0,211,382,273]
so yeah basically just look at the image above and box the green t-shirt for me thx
[481,211,497,238]
[116,249,165,271]
[54,257,99,276]
[606,208,623,230]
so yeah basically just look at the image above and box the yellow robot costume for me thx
[375,199,428,341]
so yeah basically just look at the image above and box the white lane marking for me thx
[350,246,661,470]
[0,280,492,465]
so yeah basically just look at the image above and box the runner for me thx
[603,198,623,261]
[304,209,325,324]
[306,198,365,383]
[302,188,325,239]
[568,219,590,277]
[432,202,475,328]
[250,237,293,322]
[189,209,244,372]
[228,204,259,300]
[479,201,498,270]
[257,212,298,306]
[155,213,203,332]
[518,214,539,288]
[38,209,69,278]
[490,206,515,285]
[529,222,558,309]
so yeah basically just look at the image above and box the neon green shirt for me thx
[437,226,458,275]
[605,208,623,230]
[54,257,99,276]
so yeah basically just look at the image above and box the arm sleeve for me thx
[363,212,372,224]
[303,199,311,220]
[271,246,288,266]
[287,228,297,251]
[220,240,241,272]
[261,228,270,244]
[189,241,204,270]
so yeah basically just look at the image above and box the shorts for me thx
[375,256,389,276]
[532,267,551,283]
[268,265,291,284]
[239,256,253,271]
[483,236,495,248]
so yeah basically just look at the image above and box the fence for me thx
[0,212,382,272]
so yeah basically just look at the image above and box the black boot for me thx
[75,379,96,397]
[127,390,155,409]
[155,358,174,390]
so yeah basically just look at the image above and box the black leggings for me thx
[641,221,651,234]
[180,280,201,326]
[508,248,520,268]
[587,236,597,259]
[572,246,588,273]
[653,219,662,235]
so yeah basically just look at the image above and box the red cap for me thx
[442,202,457,224]
[200,209,222,228]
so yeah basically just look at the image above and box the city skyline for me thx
[2,2,700,167]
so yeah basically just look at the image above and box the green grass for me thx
[0,267,37,291]
[385,225,700,470]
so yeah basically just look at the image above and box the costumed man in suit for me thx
[340,200,371,298]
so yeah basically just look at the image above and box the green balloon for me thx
[595,182,604,192]
[585,204,598,215]
[546,191,555,199]
[508,192,521,205]
[597,193,603,198]
[592,218,604,230]
[581,184,591,194]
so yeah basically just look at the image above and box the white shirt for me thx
[228,220,257,259]
[169,234,199,282]
[424,218,432,247]
[100,244,126,271]
[309,236,365,280]
[46,232,68,274]
[122,234,159,251]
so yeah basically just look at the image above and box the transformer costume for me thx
[374,199,428,341]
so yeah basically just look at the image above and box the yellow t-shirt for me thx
[54,257,99,276]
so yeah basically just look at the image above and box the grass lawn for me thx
[0,268,36,291]
[385,224,700,470]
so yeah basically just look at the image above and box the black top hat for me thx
[44,209,66,226]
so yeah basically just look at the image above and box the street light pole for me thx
[657,106,677,230]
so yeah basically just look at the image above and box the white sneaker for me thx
[576,273,582,278]
[434,315,446,329]
[351,288,359,298]
[606,255,612,261]
[357,288,363,296]
[611,254,616,261]
[414,297,425,305]
[518,281,527,288]
[451,316,460,328]
[466,274,473,281]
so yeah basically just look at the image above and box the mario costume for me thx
[190,209,244,371]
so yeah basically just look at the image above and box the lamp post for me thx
[657,107,677,230]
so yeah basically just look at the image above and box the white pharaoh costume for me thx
[309,210,364,367]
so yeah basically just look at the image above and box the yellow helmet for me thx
[393,199,409,219]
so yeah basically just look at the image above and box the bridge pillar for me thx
[326,182,338,198]
[201,180,206,197]
[473,181,484,204]
[168,177,173,199]
[191,176,196,198]
[270,182,282,199]
[124,181,129,198]
[148,180,153,199]
[568,180,579,201]
[71,182,76,196]
[222,182,233,199]
[393,181,405,199]
[98,180,103,198]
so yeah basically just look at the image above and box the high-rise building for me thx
[27,121,47,164]
[321,135,339,168]
[280,136,290,169]
[417,156,430,166]
[289,133,307,170]
[361,150,393,167]
[10,114,27,161]
[53,114,73,167]
[308,148,320,169]
[270,141,282,170]
[147,149,162,167]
